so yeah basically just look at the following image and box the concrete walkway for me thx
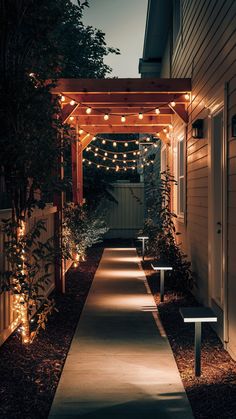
[49,248,193,419]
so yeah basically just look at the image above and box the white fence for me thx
[0,205,57,346]
[105,183,144,239]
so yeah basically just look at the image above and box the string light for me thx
[79,129,84,135]
[123,154,127,158]
[155,107,160,114]
[70,100,75,106]
[185,93,190,100]
[114,154,117,159]
[86,107,92,114]
[104,113,109,120]
[170,101,176,107]
[104,152,108,156]
[125,142,128,147]
[102,139,106,144]
[113,142,117,147]
[138,112,143,120]
[61,95,65,102]
[121,115,126,122]
[69,116,74,121]
[163,128,167,133]
[92,136,97,141]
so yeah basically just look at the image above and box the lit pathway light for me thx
[180,307,217,377]
[151,260,173,302]
[137,236,149,261]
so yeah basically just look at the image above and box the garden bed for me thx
[0,245,103,419]
[143,260,236,419]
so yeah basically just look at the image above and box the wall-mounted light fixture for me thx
[192,119,204,139]
[232,115,236,137]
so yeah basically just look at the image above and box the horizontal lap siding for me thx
[170,0,236,307]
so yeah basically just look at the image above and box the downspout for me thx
[223,82,229,346]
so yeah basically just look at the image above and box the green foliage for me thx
[63,202,108,261]
[143,168,194,291]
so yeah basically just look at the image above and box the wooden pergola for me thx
[52,78,191,204]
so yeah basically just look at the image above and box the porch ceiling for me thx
[52,78,191,148]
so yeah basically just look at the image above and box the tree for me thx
[0,0,119,343]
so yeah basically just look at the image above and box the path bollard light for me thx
[137,236,149,261]
[179,307,217,377]
[151,261,173,302]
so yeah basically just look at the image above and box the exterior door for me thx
[211,110,223,306]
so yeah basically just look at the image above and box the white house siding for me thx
[159,0,236,356]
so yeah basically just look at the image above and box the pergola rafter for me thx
[52,78,191,204]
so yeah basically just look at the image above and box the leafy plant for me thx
[63,202,108,263]
[0,219,57,343]
[143,167,194,292]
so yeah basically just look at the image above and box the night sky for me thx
[82,0,148,78]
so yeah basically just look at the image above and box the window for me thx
[177,138,185,217]
[161,145,167,174]
[173,0,181,46]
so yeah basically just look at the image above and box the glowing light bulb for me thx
[163,128,167,133]
[86,107,92,114]
[137,151,140,155]
[135,140,139,145]
[114,154,117,159]
[102,139,106,144]
[124,168,127,171]
[92,136,97,141]
[69,116,74,121]
[116,165,120,171]
[185,93,190,100]
[97,165,100,168]
[132,166,135,170]
[155,107,160,114]
[106,167,109,170]
[104,152,108,156]
[123,154,127,158]
[79,129,84,135]
[70,100,75,106]
[95,147,98,151]
[112,159,115,162]
[121,115,126,122]
[94,153,98,156]
[170,101,176,107]
[125,142,128,147]
[103,157,106,161]
[138,112,143,120]
[133,152,136,156]
[169,124,173,130]
[147,162,150,166]
[124,160,126,163]
[88,161,92,165]
[82,158,85,162]
[146,137,150,141]
[61,95,65,102]
[104,113,109,120]
[133,160,135,163]
[144,147,148,152]
[113,142,117,147]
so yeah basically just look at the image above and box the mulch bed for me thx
[142,259,236,419]
[0,245,104,419]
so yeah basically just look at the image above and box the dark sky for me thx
[82,0,148,78]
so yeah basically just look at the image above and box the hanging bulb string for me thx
[83,158,154,171]
[59,92,189,121]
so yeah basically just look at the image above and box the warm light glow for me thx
[104,113,109,120]
[114,154,117,159]
[113,142,117,147]
[163,128,167,133]
[69,116,74,121]
[97,164,100,168]
[123,154,127,157]
[79,129,84,135]
[92,136,97,141]
[132,166,135,170]
[104,152,108,156]
[135,140,139,145]
[121,115,126,122]
[170,101,176,107]
[61,95,65,102]
[138,112,143,120]
[103,157,106,161]
[70,100,75,106]
[102,139,106,144]
[155,107,160,114]
[86,107,92,114]
[169,124,173,130]
[133,152,136,156]
[88,161,92,165]
[146,137,150,141]
[94,153,97,156]
[125,142,128,147]
[185,93,190,100]
[106,167,109,170]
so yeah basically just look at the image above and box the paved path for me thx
[49,248,193,418]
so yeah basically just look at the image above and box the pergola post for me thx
[71,120,83,205]
[54,131,65,293]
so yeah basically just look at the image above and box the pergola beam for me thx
[60,93,187,105]
[53,78,191,93]
[75,115,171,126]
